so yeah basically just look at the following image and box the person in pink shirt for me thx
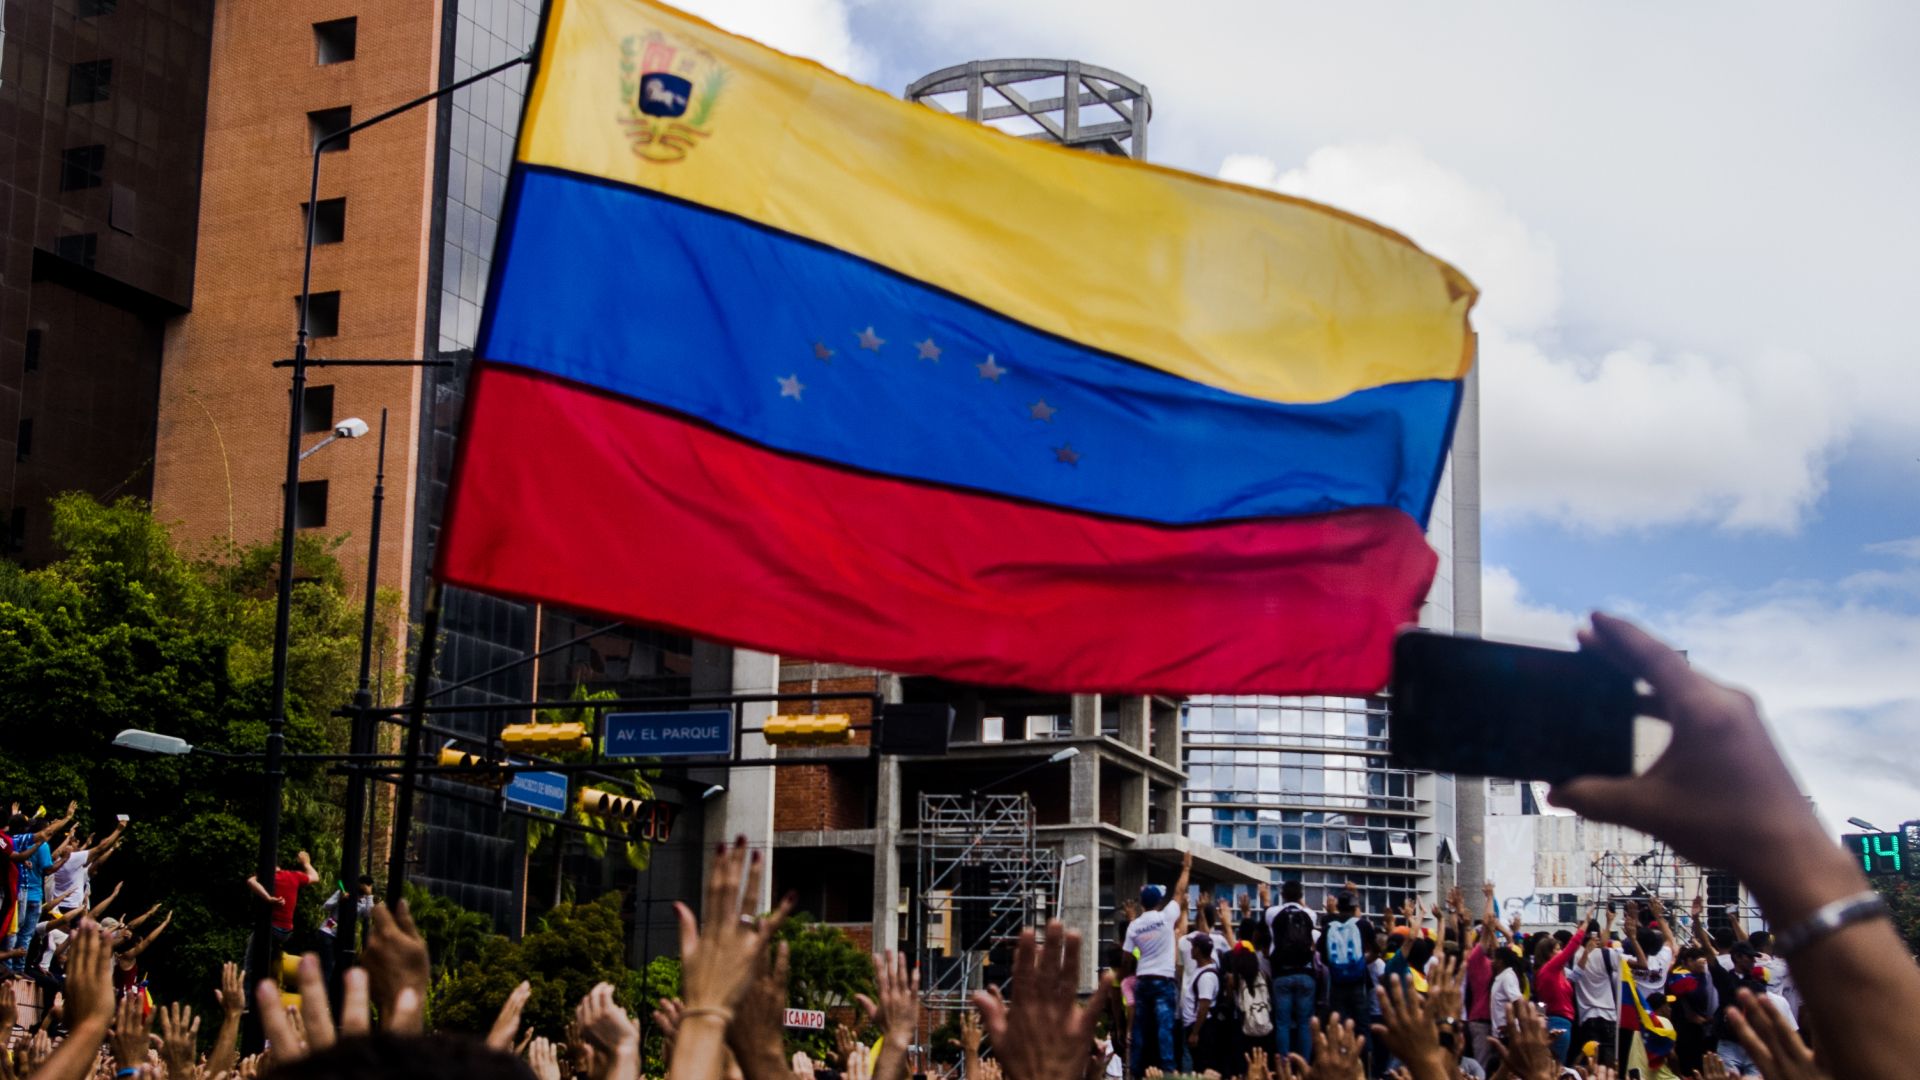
[1463,881,1506,1068]
[1532,904,1598,1064]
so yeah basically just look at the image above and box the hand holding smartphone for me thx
[1389,630,1638,783]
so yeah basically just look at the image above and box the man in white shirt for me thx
[1182,936,1222,1074]
[1569,931,1622,1069]
[1122,850,1189,1079]
[49,818,124,915]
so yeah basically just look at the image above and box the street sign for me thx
[783,1008,826,1030]
[604,709,734,759]
[503,770,570,815]
[1844,831,1904,875]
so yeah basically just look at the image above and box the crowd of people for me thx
[0,615,1912,1080]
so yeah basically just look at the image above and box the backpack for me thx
[1237,974,1274,1037]
[1325,917,1368,983]
[1273,907,1317,970]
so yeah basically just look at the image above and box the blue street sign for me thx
[605,709,734,759]
[503,770,570,815]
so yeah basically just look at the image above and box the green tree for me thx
[432,892,636,1039]
[0,494,395,1006]
[774,915,877,1061]
[1870,875,1920,958]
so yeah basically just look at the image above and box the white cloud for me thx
[674,0,870,79]
[1221,143,1852,533]
[1482,565,1582,647]
[1487,564,1920,836]
[1866,536,1920,560]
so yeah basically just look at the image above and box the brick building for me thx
[0,0,214,562]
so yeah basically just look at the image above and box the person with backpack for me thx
[1263,880,1319,1062]
[1182,935,1228,1073]
[1320,890,1374,1060]
[1223,941,1272,1071]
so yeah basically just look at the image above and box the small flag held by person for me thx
[437,0,1477,694]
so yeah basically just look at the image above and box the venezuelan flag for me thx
[437,0,1478,693]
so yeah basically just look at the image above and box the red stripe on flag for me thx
[437,365,1437,694]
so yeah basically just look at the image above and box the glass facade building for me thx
[1182,446,1472,916]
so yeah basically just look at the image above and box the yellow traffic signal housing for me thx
[577,787,679,841]
[438,745,510,788]
[763,713,854,747]
[499,722,592,754]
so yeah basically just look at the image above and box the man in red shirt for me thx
[246,850,320,948]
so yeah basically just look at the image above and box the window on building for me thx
[304,291,341,337]
[308,106,353,152]
[24,330,42,372]
[1387,832,1414,858]
[109,183,136,235]
[314,18,358,64]
[7,509,24,553]
[294,480,330,528]
[54,233,98,269]
[59,145,106,191]
[303,198,347,244]
[300,384,336,433]
[1346,831,1371,856]
[78,0,119,15]
[67,60,114,104]
[15,419,32,461]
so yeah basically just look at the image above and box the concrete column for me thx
[707,648,778,911]
[1118,771,1149,835]
[871,754,903,952]
[1070,747,1100,823]
[1071,693,1101,737]
[1118,696,1149,753]
[1061,833,1102,990]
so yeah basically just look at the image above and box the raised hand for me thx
[1370,965,1447,1080]
[677,839,793,1014]
[728,942,795,1080]
[857,951,921,1080]
[157,1001,202,1078]
[1492,1000,1553,1080]
[1723,990,1830,1080]
[1305,1015,1364,1080]
[577,982,640,1080]
[110,992,153,1074]
[957,1011,983,1056]
[364,900,431,1034]
[1244,1047,1272,1080]
[487,980,533,1052]
[527,1036,564,1080]
[973,922,1105,1080]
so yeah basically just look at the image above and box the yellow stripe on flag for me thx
[519,0,1476,406]
[1620,955,1676,1040]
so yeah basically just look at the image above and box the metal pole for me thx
[336,408,387,978]
[387,583,443,903]
[255,50,530,1004]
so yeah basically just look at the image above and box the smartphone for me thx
[1389,630,1637,783]
[116,814,129,824]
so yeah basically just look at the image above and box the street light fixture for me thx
[1055,852,1089,922]
[298,416,370,461]
[113,729,194,756]
[1848,817,1886,832]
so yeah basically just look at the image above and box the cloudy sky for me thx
[673,0,1920,833]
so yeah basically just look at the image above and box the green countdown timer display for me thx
[1845,830,1911,875]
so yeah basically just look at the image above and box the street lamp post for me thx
[334,408,389,979]
[252,49,532,1021]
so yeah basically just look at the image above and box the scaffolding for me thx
[1587,842,1765,934]
[915,794,1059,1014]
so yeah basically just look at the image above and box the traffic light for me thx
[763,713,854,747]
[499,722,591,754]
[576,787,678,840]
[438,745,511,788]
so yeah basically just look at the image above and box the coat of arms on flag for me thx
[618,30,728,162]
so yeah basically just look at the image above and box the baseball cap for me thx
[1140,884,1166,908]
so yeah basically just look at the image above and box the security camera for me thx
[334,417,371,439]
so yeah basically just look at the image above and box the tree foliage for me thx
[0,495,395,1006]
[1870,875,1920,958]
[432,892,636,1039]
